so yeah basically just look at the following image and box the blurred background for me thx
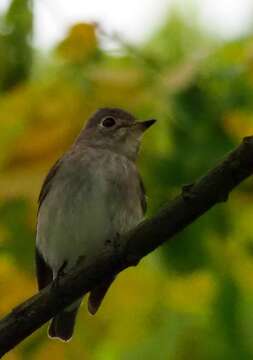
[1,0,253,359]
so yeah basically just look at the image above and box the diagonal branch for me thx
[1,136,253,357]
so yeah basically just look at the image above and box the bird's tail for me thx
[48,276,115,341]
[88,276,115,315]
[48,306,79,342]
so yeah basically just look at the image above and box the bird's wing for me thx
[35,248,53,290]
[36,157,63,290]
[38,157,62,210]
[138,174,147,215]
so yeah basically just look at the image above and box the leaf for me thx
[56,23,98,64]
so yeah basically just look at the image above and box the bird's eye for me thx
[101,117,116,128]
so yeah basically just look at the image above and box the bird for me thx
[35,107,156,342]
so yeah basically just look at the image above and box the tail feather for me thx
[48,276,115,341]
[88,276,115,315]
[48,307,78,342]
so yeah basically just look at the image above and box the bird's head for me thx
[77,108,156,161]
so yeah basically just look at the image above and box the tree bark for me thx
[0,136,253,357]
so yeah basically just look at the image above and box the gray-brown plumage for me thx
[35,108,156,341]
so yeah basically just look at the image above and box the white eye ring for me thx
[101,116,116,128]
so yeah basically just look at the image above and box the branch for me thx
[1,136,253,357]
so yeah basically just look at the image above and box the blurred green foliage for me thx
[1,1,253,359]
[0,0,32,91]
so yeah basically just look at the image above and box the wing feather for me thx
[35,247,53,290]
[36,157,63,289]
[138,174,147,215]
[38,158,62,210]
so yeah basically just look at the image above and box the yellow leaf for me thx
[57,23,98,64]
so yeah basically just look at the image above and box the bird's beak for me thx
[132,119,156,132]
[140,119,157,129]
